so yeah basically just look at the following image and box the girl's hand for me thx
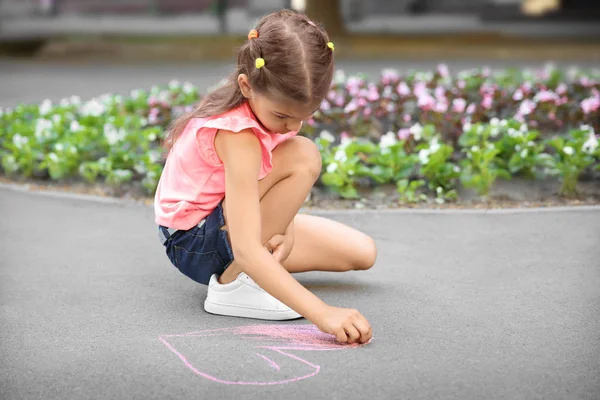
[312,304,372,344]
[266,233,294,263]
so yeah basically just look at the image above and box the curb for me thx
[2,181,599,215]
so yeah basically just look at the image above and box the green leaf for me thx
[444,189,458,201]
[536,153,556,168]
[458,132,475,148]
[79,161,103,183]
[367,165,389,184]
[340,185,359,199]
[495,168,512,180]
[396,178,409,193]
[460,173,475,189]
[409,179,426,190]
[321,173,345,188]
[545,138,564,152]
[106,169,133,186]
[1,154,19,175]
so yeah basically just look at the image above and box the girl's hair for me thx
[163,9,335,152]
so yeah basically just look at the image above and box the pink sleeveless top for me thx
[154,101,298,230]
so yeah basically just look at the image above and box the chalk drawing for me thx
[159,324,370,385]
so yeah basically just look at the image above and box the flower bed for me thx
[1,65,599,204]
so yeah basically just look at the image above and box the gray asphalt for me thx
[1,187,599,400]
[2,59,599,108]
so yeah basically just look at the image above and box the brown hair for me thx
[163,9,335,152]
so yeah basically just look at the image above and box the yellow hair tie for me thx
[248,29,258,40]
[327,42,335,51]
[255,57,265,69]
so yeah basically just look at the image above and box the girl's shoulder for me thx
[194,102,266,136]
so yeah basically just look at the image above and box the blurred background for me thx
[1,0,600,52]
[1,0,599,107]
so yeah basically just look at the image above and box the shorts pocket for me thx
[174,246,226,285]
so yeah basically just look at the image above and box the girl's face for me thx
[238,74,320,134]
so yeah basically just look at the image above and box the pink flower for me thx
[580,76,594,87]
[433,101,448,113]
[307,118,315,126]
[397,81,411,96]
[581,97,600,114]
[340,131,350,140]
[398,128,411,140]
[327,90,336,101]
[556,83,567,95]
[457,80,466,89]
[549,112,556,120]
[513,89,524,101]
[535,90,559,103]
[357,98,367,107]
[437,64,449,78]
[434,86,446,100]
[452,98,467,113]
[367,85,380,102]
[417,93,435,111]
[320,99,331,111]
[344,99,358,113]
[481,95,493,110]
[413,82,427,97]
[148,96,159,106]
[479,83,493,96]
[363,107,372,117]
[346,77,363,96]
[403,114,411,122]
[150,107,160,116]
[381,69,399,85]
[519,99,536,115]
[482,67,491,77]
[466,103,476,114]
[335,94,345,107]
[521,82,532,93]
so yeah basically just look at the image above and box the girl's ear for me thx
[237,74,253,98]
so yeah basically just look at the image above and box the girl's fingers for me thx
[265,234,284,251]
[352,318,372,343]
[335,328,348,343]
[272,245,285,262]
[344,324,361,344]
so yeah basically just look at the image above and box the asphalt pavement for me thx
[0,186,599,400]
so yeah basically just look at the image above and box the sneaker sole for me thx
[204,299,303,321]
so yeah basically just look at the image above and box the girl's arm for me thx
[214,129,327,321]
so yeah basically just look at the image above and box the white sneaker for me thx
[204,272,303,320]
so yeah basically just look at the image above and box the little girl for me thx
[155,9,376,344]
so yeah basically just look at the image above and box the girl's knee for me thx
[353,236,378,271]
[281,136,322,178]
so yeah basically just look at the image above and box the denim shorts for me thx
[158,203,234,285]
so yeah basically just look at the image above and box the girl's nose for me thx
[287,120,302,132]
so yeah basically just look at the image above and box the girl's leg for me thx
[282,213,376,273]
[219,135,376,283]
